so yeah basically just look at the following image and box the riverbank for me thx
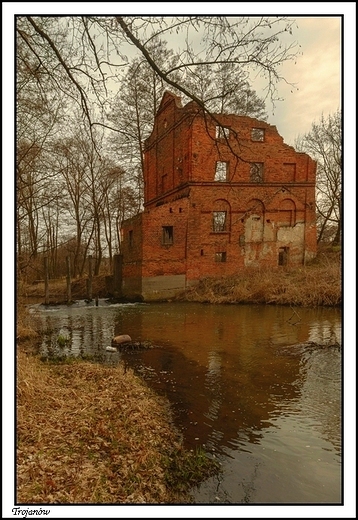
[19,245,342,307]
[15,246,341,503]
[16,340,219,504]
[16,296,220,503]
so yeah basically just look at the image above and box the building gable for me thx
[121,92,317,300]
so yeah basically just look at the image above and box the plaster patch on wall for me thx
[277,222,305,243]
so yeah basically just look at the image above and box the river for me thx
[29,300,342,504]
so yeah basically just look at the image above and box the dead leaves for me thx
[16,351,186,503]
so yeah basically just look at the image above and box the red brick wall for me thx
[144,102,316,198]
[122,93,317,296]
[141,199,189,277]
[144,93,196,203]
[188,114,316,184]
[184,184,316,279]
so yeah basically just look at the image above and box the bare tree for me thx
[17,18,69,270]
[107,39,269,205]
[16,131,61,261]
[106,38,185,208]
[115,17,299,114]
[180,60,267,119]
[53,133,95,277]
[295,110,342,245]
[16,15,302,280]
[17,16,300,140]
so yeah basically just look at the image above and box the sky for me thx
[261,16,341,145]
[2,3,356,519]
[3,4,349,146]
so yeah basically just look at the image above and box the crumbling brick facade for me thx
[121,92,317,300]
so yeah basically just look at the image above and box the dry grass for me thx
[16,299,42,344]
[17,350,216,504]
[18,276,108,302]
[18,248,342,308]
[176,250,341,307]
[19,248,341,308]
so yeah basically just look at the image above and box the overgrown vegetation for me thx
[18,246,341,308]
[17,275,109,304]
[164,446,220,493]
[16,349,220,504]
[175,247,341,307]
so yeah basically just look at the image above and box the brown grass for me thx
[176,249,342,307]
[18,275,108,303]
[16,298,42,344]
[16,350,215,504]
[18,248,342,308]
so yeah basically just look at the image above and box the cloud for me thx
[265,17,341,144]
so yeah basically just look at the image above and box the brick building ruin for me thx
[120,91,317,301]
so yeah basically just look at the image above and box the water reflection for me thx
[30,300,341,503]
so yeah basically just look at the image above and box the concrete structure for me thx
[121,92,317,301]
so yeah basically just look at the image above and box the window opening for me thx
[215,161,228,181]
[162,226,173,245]
[250,162,264,183]
[278,247,289,266]
[212,211,227,232]
[251,128,265,141]
[129,230,133,247]
[216,126,230,139]
[215,252,227,262]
